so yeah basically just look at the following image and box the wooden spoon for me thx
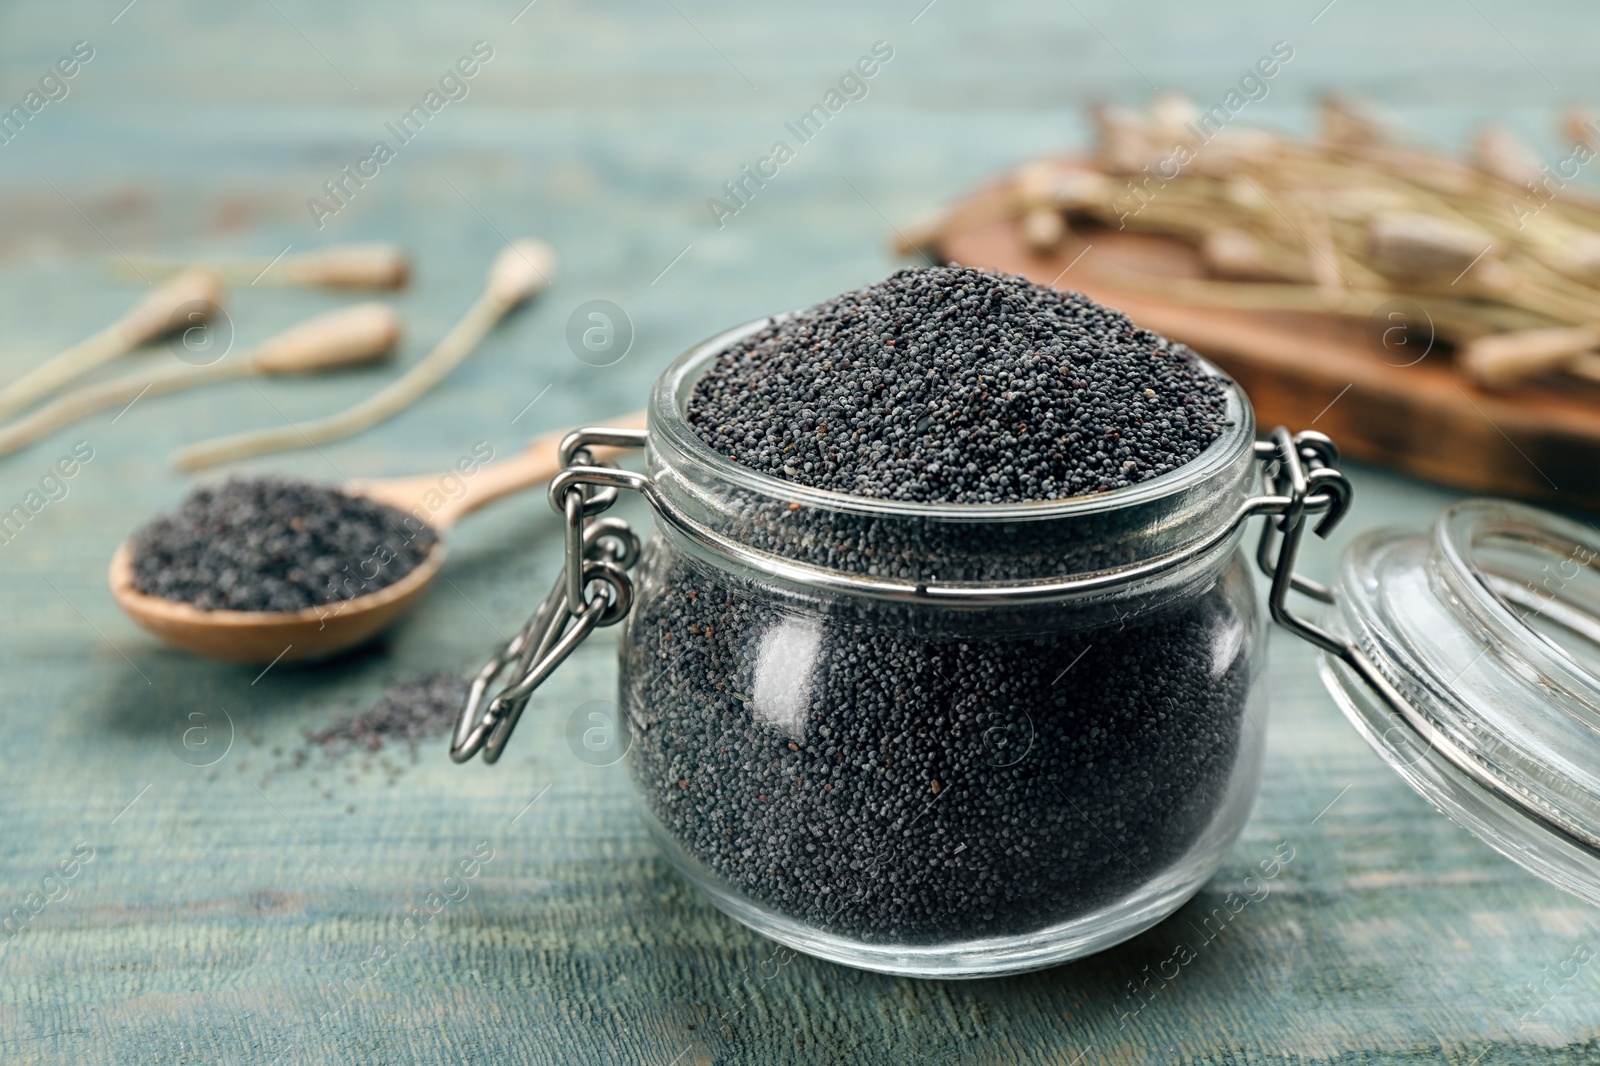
[108,410,646,664]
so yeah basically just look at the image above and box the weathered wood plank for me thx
[2,0,1599,1062]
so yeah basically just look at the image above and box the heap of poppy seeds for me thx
[305,674,469,758]
[620,269,1258,945]
[688,265,1228,504]
[129,477,436,612]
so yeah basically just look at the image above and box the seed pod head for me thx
[1317,93,1402,148]
[1020,205,1066,253]
[1189,127,1280,178]
[1148,92,1200,141]
[1321,184,1413,222]
[1013,162,1110,215]
[1554,232,1600,278]
[1090,101,1158,175]
[1201,230,1309,283]
[1367,211,1497,282]
[282,243,411,290]
[1563,107,1599,149]
[487,238,558,308]
[119,267,227,348]
[252,303,401,374]
[1471,124,1542,187]
[1461,325,1600,389]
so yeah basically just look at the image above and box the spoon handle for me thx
[353,409,646,529]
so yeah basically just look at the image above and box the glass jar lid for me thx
[1319,497,1600,905]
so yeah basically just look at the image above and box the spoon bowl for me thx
[108,540,445,664]
[108,411,643,664]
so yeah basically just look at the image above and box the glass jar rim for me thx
[648,314,1256,524]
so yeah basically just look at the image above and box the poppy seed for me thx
[129,477,437,613]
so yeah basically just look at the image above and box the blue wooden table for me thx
[2,1,1599,1062]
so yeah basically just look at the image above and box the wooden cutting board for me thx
[934,200,1600,510]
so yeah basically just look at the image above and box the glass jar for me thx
[461,317,1271,976]
[450,315,1600,979]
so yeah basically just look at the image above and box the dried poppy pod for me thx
[1368,211,1497,283]
[1460,324,1600,388]
[1189,127,1281,178]
[1564,106,1599,148]
[1471,125,1544,188]
[1020,206,1066,252]
[1090,101,1161,175]
[1013,161,1112,211]
[1201,229,1314,283]
[1320,184,1414,222]
[1147,91,1201,146]
[1013,162,1109,252]
[1317,93,1401,148]
[1551,233,1600,279]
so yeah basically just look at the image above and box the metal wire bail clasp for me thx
[450,427,650,764]
[1248,429,1435,763]
[1252,426,1353,630]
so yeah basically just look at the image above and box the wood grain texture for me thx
[1,1,1599,1063]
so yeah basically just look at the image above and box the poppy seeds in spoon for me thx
[129,477,437,612]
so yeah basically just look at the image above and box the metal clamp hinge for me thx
[1249,428,1423,726]
[450,427,649,764]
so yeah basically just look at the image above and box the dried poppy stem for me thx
[898,91,1600,389]
[114,243,411,290]
[0,268,224,420]
[172,240,556,471]
[0,303,398,458]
